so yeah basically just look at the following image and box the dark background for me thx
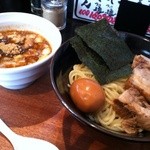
[114,0,150,36]
[0,0,31,13]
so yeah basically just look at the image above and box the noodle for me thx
[69,63,128,132]
[69,64,96,84]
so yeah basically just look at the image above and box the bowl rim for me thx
[0,12,62,73]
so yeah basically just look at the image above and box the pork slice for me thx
[113,88,150,134]
[121,118,140,135]
[132,55,150,69]
[113,99,139,134]
[126,55,150,101]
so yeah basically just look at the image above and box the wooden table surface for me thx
[0,19,150,150]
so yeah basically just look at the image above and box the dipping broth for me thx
[0,30,52,68]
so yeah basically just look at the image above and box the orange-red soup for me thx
[0,30,52,68]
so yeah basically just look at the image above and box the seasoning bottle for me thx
[41,0,68,30]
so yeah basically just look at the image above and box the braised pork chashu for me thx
[126,55,150,101]
[113,55,150,134]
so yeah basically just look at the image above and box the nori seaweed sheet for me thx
[75,19,134,71]
[69,19,134,84]
[70,36,132,85]
[106,64,132,83]
[70,36,109,84]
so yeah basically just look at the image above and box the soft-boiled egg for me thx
[70,78,105,113]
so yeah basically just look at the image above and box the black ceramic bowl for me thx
[50,32,150,142]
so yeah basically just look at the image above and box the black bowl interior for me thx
[50,32,150,142]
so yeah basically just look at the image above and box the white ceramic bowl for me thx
[0,12,62,90]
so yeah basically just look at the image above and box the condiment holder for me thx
[41,0,68,30]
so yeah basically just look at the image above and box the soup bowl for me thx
[0,12,62,90]
[50,31,150,142]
